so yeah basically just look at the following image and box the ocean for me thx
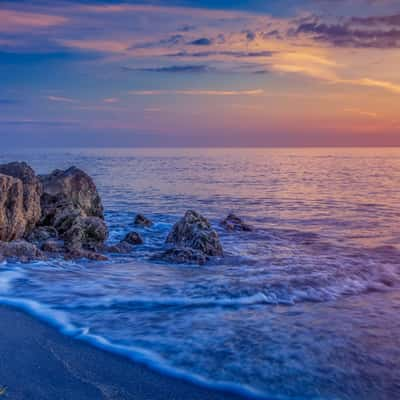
[1,147,400,399]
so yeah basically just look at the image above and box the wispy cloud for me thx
[103,97,119,103]
[128,89,264,96]
[344,108,378,118]
[123,65,212,73]
[47,95,78,103]
[0,9,67,32]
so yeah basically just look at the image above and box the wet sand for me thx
[0,305,249,400]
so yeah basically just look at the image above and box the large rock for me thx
[40,166,104,228]
[166,210,223,257]
[0,240,44,262]
[39,167,108,254]
[220,213,253,232]
[0,162,42,241]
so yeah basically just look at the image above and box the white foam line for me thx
[0,296,283,400]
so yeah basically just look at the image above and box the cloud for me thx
[344,108,378,118]
[189,38,213,46]
[125,65,212,73]
[128,89,264,96]
[343,78,400,94]
[0,9,67,32]
[60,39,129,53]
[293,14,400,48]
[47,95,78,103]
[168,50,275,58]
[0,118,79,126]
[103,97,119,103]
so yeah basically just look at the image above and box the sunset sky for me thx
[1,0,400,147]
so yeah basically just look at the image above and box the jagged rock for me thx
[166,210,223,257]
[123,231,143,245]
[41,239,64,253]
[106,241,134,254]
[220,213,253,232]
[40,166,104,228]
[0,162,42,241]
[134,214,153,228]
[63,216,108,252]
[152,247,209,265]
[26,226,58,245]
[0,240,44,262]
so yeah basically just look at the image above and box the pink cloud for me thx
[0,9,67,32]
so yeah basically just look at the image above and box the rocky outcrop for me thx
[40,166,104,228]
[220,213,253,232]
[39,167,108,255]
[134,214,153,228]
[0,240,44,262]
[0,162,42,241]
[166,210,223,257]
[152,247,209,265]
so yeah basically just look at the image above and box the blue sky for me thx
[1,0,400,147]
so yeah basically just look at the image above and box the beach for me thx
[0,305,246,400]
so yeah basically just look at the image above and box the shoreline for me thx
[0,304,256,400]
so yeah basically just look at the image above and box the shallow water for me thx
[1,148,400,399]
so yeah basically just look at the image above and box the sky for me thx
[1,0,400,147]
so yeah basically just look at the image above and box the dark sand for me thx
[0,305,248,400]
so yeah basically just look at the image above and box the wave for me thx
[0,296,277,400]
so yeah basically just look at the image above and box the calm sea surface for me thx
[1,148,400,399]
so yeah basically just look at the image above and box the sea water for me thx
[0,147,399,399]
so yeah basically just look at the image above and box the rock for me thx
[123,231,143,245]
[134,214,153,228]
[63,216,108,252]
[0,174,25,242]
[64,249,108,261]
[0,240,44,262]
[152,247,209,265]
[166,210,223,257]
[40,166,104,228]
[220,213,253,232]
[26,226,58,245]
[0,162,42,241]
[41,239,64,253]
[106,241,134,254]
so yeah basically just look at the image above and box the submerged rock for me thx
[166,210,223,257]
[152,247,209,265]
[0,162,42,241]
[39,166,104,228]
[0,240,44,262]
[220,213,253,232]
[64,248,108,261]
[123,231,143,245]
[106,241,135,254]
[134,214,153,228]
